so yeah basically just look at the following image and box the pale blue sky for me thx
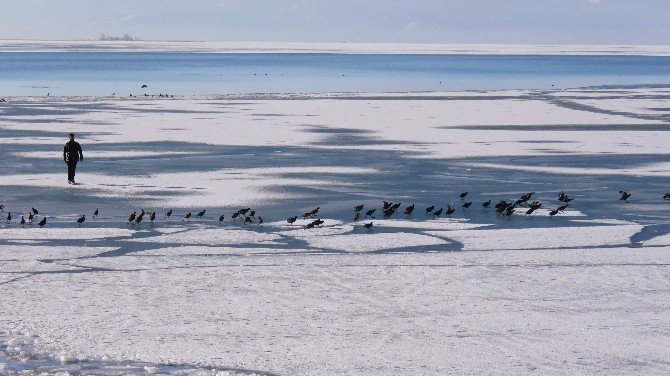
[1,0,668,44]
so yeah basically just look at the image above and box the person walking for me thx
[63,133,83,184]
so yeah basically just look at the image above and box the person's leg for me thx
[68,162,77,183]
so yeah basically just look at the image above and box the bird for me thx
[459,192,468,199]
[425,205,435,214]
[31,207,39,215]
[301,210,312,219]
[462,202,472,209]
[383,208,396,218]
[5,212,11,224]
[257,216,264,225]
[557,204,569,212]
[76,215,85,226]
[0,204,4,212]
[248,210,256,218]
[304,221,316,229]
[558,191,573,203]
[432,208,443,217]
[165,209,173,219]
[383,201,393,210]
[548,209,560,217]
[363,222,374,231]
[525,207,537,216]
[365,208,376,218]
[404,204,415,216]
[445,205,455,216]
[312,219,324,227]
[391,202,401,211]
[664,193,670,200]
[141,84,148,88]
[149,212,156,223]
[354,204,364,212]
[218,214,225,223]
[28,211,34,224]
[244,216,253,225]
[503,205,516,217]
[352,212,360,222]
[287,216,297,225]
[239,208,251,215]
[182,212,191,221]
[93,208,98,218]
[482,200,491,208]
[619,191,631,201]
[232,211,241,220]
[309,207,320,217]
[38,216,47,228]
[135,210,145,224]
[20,216,25,227]
[196,209,206,219]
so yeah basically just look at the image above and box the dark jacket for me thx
[63,141,83,163]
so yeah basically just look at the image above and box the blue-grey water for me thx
[0,52,669,96]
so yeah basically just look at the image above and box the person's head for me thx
[68,133,75,141]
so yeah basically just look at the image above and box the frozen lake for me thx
[1,87,670,374]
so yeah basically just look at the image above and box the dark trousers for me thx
[67,161,77,182]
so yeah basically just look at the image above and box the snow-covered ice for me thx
[1,87,670,375]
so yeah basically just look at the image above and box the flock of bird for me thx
[2,191,669,231]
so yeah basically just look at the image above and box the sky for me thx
[0,0,668,45]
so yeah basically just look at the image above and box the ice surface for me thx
[1,88,670,375]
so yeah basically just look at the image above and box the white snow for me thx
[1,88,670,375]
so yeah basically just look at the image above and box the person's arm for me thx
[78,143,83,161]
[63,144,67,162]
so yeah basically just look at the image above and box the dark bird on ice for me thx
[287,216,297,225]
[558,191,573,203]
[309,207,320,217]
[462,202,472,209]
[6,212,13,223]
[445,205,456,216]
[503,206,516,217]
[141,84,148,88]
[149,212,156,222]
[459,192,468,199]
[312,219,324,227]
[425,205,435,214]
[404,204,415,216]
[548,209,560,217]
[363,222,374,231]
[239,208,251,216]
[352,212,360,222]
[619,191,631,201]
[0,204,4,212]
[391,203,401,211]
[432,208,443,217]
[258,216,264,225]
[482,200,491,208]
[76,215,86,226]
[31,207,39,215]
[28,212,34,223]
[38,217,47,228]
[383,201,393,210]
[354,204,364,212]
[382,208,396,218]
[244,216,253,225]
[557,204,569,212]
[525,207,537,216]
[20,216,25,227]
[218,215,225,223]
[196,209,206,219]
[182,212,191,221]
[365,208,376,218]
[304,221,316,229]
[93,208,98,218]
[664,193,670,200]
[135,209,145,224]
[232,211,241,220]
[165,209,173,219]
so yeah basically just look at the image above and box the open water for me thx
[0,52,669,96]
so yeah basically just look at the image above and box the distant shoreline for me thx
[2,40,670,56]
